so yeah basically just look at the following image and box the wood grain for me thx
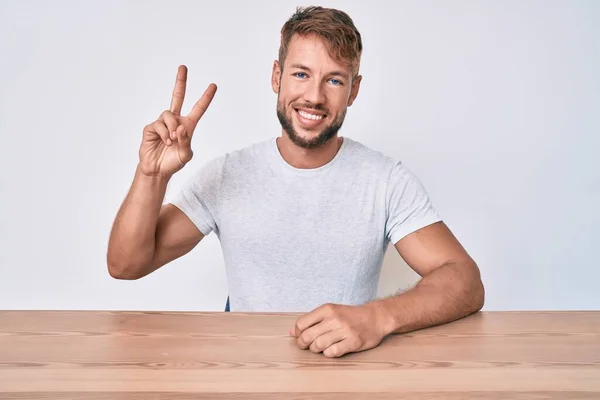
[0,311,599,399]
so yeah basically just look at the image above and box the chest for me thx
[217,176,388,262]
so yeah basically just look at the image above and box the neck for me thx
[276,132,343,169]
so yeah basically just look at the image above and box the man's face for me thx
[272,34,361,149]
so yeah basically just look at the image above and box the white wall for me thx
[1,0,598,311]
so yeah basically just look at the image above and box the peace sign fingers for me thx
[187,83,218,125]
[170,65,188,115]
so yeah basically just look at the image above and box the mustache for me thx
[292,103,329,114]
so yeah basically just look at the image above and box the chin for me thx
[287,129,336,150]
[294,126,321,139]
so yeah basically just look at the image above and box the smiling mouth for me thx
[295,108,326,121]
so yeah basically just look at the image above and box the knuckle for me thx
[155,121,167,134]
[314,338,326,351]
[322,303,335,313]
[163,113,176,124]
[352,335,363,348]
[148,121,160,132]
[300,332,311,344]
[327,345,339,358]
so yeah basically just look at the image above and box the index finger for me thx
[291,306,327,337]
[187,83,218,124]
[170,65,187,115]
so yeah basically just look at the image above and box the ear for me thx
[271,60,281,94]
[347,75,362,107]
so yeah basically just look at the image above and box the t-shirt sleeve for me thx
[168,156,225,236]
[385,161,442,245]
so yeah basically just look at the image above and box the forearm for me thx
[107,165,170,277]
[372,260,485,336]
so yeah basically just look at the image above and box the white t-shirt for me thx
[171,136,442,312]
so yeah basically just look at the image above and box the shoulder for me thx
[343,137,429,195]
[219,137,274,170]
[342,137,400,176]
[195,137,274,174]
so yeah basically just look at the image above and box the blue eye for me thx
[294,72,307,79]
[329,78,342,86]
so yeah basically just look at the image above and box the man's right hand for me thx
[139,65,217,178]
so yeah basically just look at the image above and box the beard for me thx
[276,96,346,150]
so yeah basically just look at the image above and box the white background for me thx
[1,0,598,311]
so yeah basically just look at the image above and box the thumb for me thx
[176,125,193,164]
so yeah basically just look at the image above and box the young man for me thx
[107,6,484,358]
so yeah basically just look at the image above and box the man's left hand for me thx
[290,303,391,358]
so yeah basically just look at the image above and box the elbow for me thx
[107,262,142,280]
[469,268,486,313]
[106,254,145,280]
[472,279,485,312]
[455,259,485,314]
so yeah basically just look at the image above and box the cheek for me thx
[280,79,304,97]
[329,97,349,114]
[326,86,350,103]
[283,88,302,102]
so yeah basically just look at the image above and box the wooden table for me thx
[0,310,599,399]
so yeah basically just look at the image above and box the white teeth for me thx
[298,110,324,121]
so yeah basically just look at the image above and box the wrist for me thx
[136,164,172,183]
[367,300,398,337]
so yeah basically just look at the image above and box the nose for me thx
[303,80,326,106]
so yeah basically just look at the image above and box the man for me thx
[107,6,484,358]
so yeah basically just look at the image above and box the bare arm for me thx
[106,166,204,280]
[374,221,485,335]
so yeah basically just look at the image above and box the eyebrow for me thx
[289,63,350,80]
